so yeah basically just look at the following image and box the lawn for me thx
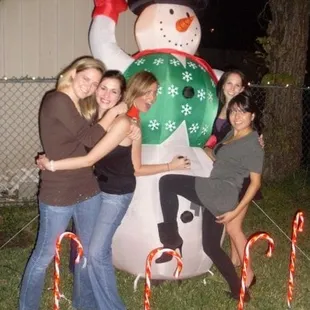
[1,172,310,310]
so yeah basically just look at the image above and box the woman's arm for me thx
[216,172,261,224]
[131,139,191,177]
[233,172,261,214]
[41,116,131,171]
[98,104,141,141]
[42,92,105,148]
[97,102,127,130]
[203,146,216,161]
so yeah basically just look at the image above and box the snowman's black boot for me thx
[155,222,183,264]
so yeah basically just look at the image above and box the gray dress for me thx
[195,130,264,216]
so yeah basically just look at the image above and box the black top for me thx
[94,145,136,194]
[212,118,231,142]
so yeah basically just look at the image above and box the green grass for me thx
[1,171,310,309]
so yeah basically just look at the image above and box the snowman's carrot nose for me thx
[176,16,194,32]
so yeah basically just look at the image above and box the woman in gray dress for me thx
[208,69,263,286]
[155,92,264,302]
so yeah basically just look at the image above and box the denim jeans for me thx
[88,191,133,310]
[18,194,101,310]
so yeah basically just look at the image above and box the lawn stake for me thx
[54,232,83,310]
[287,211,305,308]
[238,232,275,310]
[144,247,183,310]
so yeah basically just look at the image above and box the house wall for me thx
[0,0,138,77]
[0,0,138,200]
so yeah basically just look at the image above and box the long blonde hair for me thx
[56,56,106,92]
[124,71,158,109]
[79,94,98,123]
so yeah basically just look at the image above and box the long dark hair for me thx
[102,70,127,102]
[216,69,248,107]
[80,70,127,123]
[227,92,263,134]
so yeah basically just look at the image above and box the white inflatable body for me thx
[89,1,224,279]
[113,126,216,279]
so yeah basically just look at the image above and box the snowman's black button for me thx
[180,211,194,223]
[182,86,195,99]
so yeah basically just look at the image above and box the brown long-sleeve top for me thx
[38,91,105,206]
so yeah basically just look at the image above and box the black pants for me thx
[159,174,240,294]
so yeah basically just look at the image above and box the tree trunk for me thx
[263,0,309,180]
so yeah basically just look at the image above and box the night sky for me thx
[200,0,269,50]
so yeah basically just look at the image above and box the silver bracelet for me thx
[50,160,56,172]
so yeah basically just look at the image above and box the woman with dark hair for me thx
[155,92,264,301]
[206,69,263,286]
[18,56,119,310]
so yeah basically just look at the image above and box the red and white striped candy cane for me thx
[287,211,305,308]
[238,232,274,310]
[144,247,183,310]
[54,232,83,310]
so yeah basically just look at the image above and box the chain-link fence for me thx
[0,78,309,206]
[0,78,56,206]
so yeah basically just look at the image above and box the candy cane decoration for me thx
[238,233,275,310]
[144,247,183,310]
[287,211,305,308]
[54,232,84,310]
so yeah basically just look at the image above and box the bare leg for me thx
[226,204,255,287]
[230,239,240,267]
[229,205,248,267]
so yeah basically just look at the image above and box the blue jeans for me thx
[88,192,133,310]
[19,194,101,310]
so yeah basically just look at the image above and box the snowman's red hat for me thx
[128,0,209,16]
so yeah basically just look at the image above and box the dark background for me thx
[200,0,269,50]
[197,0,271,82]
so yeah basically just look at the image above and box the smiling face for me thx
[96,78,122,114]
[135,4,201,55]
[134,82,158,113]
[71,68,102,100]
[229,104,254,133]
[222,73,245,103]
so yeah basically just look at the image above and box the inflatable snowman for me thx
[89,0,224,280]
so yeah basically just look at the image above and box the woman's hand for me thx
[216,210,238,224]
[258,134,265,149]
[112,102,128,115]
[203,146,216,161]
[169,156,191,170]
[37,156,52,171]
[128,121,141,141]
[36,154,46,170]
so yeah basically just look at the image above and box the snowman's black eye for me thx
[186,12,190,18]
[169,9,174,14]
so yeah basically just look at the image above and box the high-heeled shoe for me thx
[155,222,183,264]
[247,275,256,289]
[155,244,183,264]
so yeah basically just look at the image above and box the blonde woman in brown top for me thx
[18,56,140,310]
